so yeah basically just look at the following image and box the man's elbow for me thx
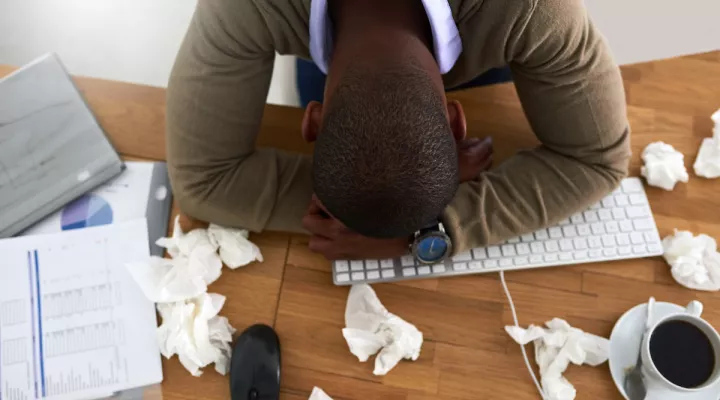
[594,126,632,188]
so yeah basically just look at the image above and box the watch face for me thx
[416,235,449,263]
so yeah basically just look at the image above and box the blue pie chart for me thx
[60,194,114,230]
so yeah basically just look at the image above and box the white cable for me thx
[499,270,548,400]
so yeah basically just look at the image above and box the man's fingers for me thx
[302,213,336,238]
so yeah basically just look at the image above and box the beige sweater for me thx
[166,0,630,254]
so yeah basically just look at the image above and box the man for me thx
[167,0,629,264]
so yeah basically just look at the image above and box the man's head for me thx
[302,61,467,238]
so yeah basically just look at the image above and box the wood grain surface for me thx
[2,51,719,400]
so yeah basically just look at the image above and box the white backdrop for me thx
[1,0,719,106]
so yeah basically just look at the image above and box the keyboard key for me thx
[401,255,415,266]
[351,261,365,271]
[574,251,588,260]
[591,223,605,235]
[336,273,350,283]
[473,248,488,260]
[521,234,535,242]
[514,257,529,266]
[366,260,379,269]
[622,179,643,193]
[352,272,365,280]
[562,226,577,238]
[605,221,619,233]
[530,242,545,254]
[602,235,615,247]
[335,261,349,273]
[417,266,431,275]
[619,220,634,232]
[644,231,659,243]
[618,246,632,255]
[507,237,520,244]
[549,227,563,239]
[627,206,649,218]
[571,213,585,224]
[487,246,502,258]
[648,244,662,253]
[589,249,602,258]
[573,238,588,250]
[614,194,629,206]
[633,218,654,231]
[534,229,549,240]
[602,197,615,207]
[469,261,483,270]
[583,211,599,222]
[616,233,630,245]
[559,239,573,251]
[630,232,644,244]
[516,243,531,255]
[367,270,380,280]
[612,187,623,196]
[545,240,559,252]
[590,202,602,210]
[633,245,646,254]
[599,209,613,221]
[559,253,573,261]
[559,218,571,226]
[629,194,645,205]
[612,208,626,220]
[604,248,617,257]
[577,224,591,236]
[454,263,468,271]
[452,251,472,262]
[380,259,394,269]
[381,269,396,278]
[530,255,543,263]
[403,267,416,276]
[483,259,499,268]
[499,259,513,267]
[588,237,602,248]
[501,244,517,256]
[544,253,559,262]
[433,264,446,274]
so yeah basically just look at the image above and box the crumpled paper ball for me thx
[505,318,610,400]
[693,109,720,178]
[156,292,236,376]
[308,387,334,400]
[640,141,689,190]
[126,216,264,302]
[342,284,423,376]
[662,229,720,291]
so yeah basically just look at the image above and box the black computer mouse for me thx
[229,324,281,400]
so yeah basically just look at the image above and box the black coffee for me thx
[649,320,716,388]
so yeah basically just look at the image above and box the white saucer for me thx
[609,301,720,400]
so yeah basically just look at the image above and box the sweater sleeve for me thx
[442,0,631,252]
[166,0,313,233]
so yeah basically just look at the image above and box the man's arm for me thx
[167,0,313,233]
[442,0,631,252]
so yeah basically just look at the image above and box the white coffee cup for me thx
[641,301,720,399]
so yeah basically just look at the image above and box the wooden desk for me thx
[2,52,719,400]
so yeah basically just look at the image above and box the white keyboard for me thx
[332,178,664,285]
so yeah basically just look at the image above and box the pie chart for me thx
[60,194,114,230]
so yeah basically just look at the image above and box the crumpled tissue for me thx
[693,109,720,178]
[342,284,423,376]
[126,216,263,302]
[156,292,236,376]
[308,387,334,400]
[662,230,720,291]
[505,318,610,400]
[641,141,689,190]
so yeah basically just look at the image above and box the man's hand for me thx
[302,197,409,261]
[458,137,493,183]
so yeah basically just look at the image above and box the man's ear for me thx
[447,100,467,142]
[301,101,323,143]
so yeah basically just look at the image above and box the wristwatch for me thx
[410,222,453,264]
